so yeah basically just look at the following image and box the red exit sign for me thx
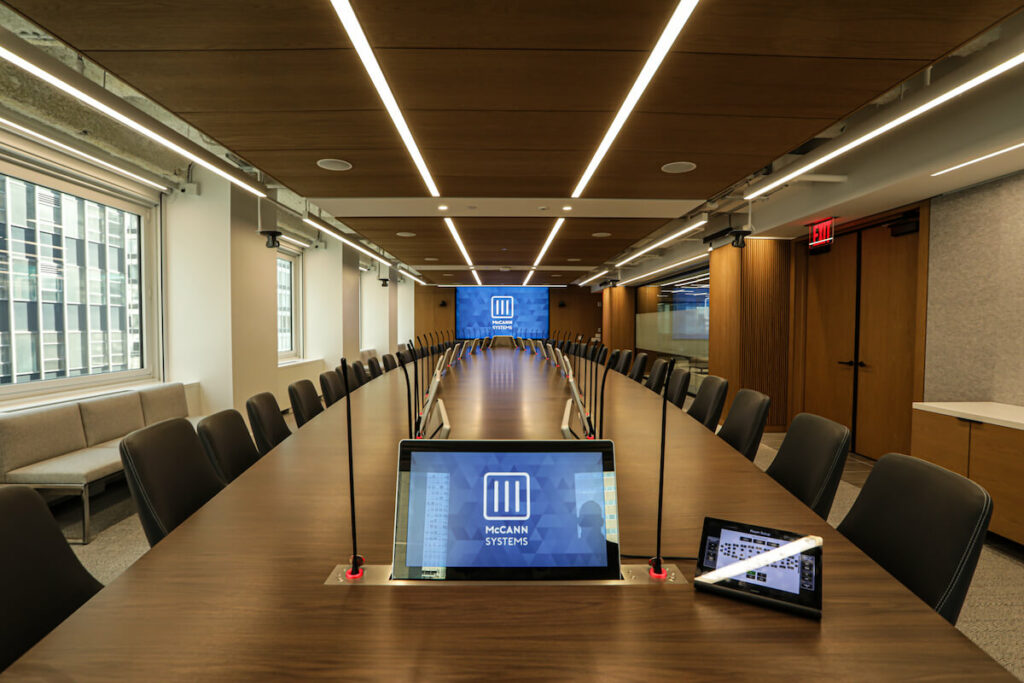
[808,217,835,249]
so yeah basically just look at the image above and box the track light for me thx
[578,270,609,287]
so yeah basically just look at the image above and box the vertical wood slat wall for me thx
[413,284,455,342]
[709,240,792,429]
[601,286,636,356]
[549,288,602,341]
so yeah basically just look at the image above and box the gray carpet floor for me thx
[50,435,1023,679]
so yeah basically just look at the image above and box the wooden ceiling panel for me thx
[542,218,667,265]
[343,217,463,266]
[84,49,380,113]
[613,112,835,155]
[182,111,407,151]
[639,52,931,119]
[584,151,781,200]
[236,149,425,197]
[409,110,608,152]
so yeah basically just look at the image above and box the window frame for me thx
[276,247,302,362]
[0,155,160,402]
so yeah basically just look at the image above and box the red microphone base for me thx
[345,555,366,581]
[648,558,668,580]
[345,567,364,580]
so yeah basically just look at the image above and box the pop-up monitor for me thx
[393,440,619,580]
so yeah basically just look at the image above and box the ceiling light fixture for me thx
[663,272,709,287]
[745,47,1024,200]
[444,217,474,267]
[531,217,565,267]
[578,270,609,287]
[570,0,699,198]
[562,205,573,211]
[618,252,708,286]
[303,217,392,268]
[316,158,352,171]
[471,269,482,286]
[0,46,265,197]
[931,139,1024,176]
[0,115,169,191]
[522,269,535,286]
[329,0,439,197]
[396,231,416,237]
[397,268,427,285]
[437,204,448,211]
[615,213,708,268]
[278,234,311,249]
[661,161,697,174]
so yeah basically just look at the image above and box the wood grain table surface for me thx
[4,349,1011,680]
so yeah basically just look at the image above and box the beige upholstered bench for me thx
[0,383,198,543]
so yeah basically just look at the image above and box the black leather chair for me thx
[606,349,621,371]
[367,357,383,378]
[837,453,992,624]
[717,389,771,461]
[627,352,648,383]
[120,418,225,547]
[338,363,359,391]
[686,375,728,430]
[351,361,370,387]
[382,354,398,372]
[615,349,633,374]
[766,413,850,518]
[665,368,691,408]
[246,392,292,456]
[197,409,262,484]
[319,370,346,407]
[288,379,323,428]
[644,358,669,394]
[0,486,102,671]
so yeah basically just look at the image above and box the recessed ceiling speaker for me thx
[316,158,353,171]
[661,161,697,174]
[396,231,416,237]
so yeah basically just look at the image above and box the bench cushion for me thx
[6,444,122,486]
[79,393,145,446]
[0,404,88,479]
[139,384,189,425]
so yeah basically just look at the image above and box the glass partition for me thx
[635,269,709,394]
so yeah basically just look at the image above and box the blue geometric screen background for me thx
[405,452,608,568]
[455,286,549,338]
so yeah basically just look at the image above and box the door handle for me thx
[836,360,855,366]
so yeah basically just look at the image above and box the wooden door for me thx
[802,234,857,430]
[856,226,918,459]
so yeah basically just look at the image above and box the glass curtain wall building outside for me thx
[0,172,142,385]
[635,268,709,393]
[276,254,295,355]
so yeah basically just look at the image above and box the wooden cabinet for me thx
[969,423,1024,545]
[910,410,970,476]
[911,406,1024,544]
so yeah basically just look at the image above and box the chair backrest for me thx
[665,368,691,408]
[382,354,398,372]
[351,361,370,386]
[606,349,621,370]
[287,379,323,428]
[245,392,292,456]
[367,357,383,378]
[119,418,225,547]
[837,453,992,624]
[717,389,771,461]
[319,371,346,407]
[197,409,261,484]
[644,358,669,393]
[686,375,728,430]
[615,349,633,374]
[627,352,648,382]
[766,413,850,518]
[0,486,102,671]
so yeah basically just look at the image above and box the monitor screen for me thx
[393,440,619,580]
[455,286,549,339]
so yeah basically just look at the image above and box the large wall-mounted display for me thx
[455,286,549,338]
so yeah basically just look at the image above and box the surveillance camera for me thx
[263,231,281,248]
[380,278,390,287]
[730,229,752,248]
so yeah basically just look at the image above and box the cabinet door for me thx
[803,234,857,430]
[910,410,970,476]
[969,423,1024,544]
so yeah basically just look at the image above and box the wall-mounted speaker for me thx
[439,300,448,307]
[558,301,566,308]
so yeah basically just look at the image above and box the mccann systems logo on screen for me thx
[483,472,530,547]
[490,295,515,332]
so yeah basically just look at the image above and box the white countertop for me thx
[913,401,1024,431]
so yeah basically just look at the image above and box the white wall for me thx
[359,265,390,355]
[163,167,233,414]
[397,273,414,348]
[303,238,346,371]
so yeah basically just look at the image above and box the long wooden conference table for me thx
[6,349,1010,679]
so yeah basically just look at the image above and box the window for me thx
[0,172,143,384]
[277,251,301,358]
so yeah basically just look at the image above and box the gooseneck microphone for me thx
[397,350,414,438]
[650,358,677,580]
[338,358,364,580]
[411,338,422,422]
[599,349,619,439]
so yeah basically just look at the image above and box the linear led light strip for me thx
[577,270,609,287]
[932,139,1024,176]
[304,217,427,284]
[531,1,700,275]
[523,216,565,284]
[329,1,477,279]
[0,116,168,191]
[618,252,708,286]
[278,234,311,249]
[0,46,265,197]
[664,272,709,287]
[615,214,707,268]
[522,270,535,286]
[745,47,1024,200]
